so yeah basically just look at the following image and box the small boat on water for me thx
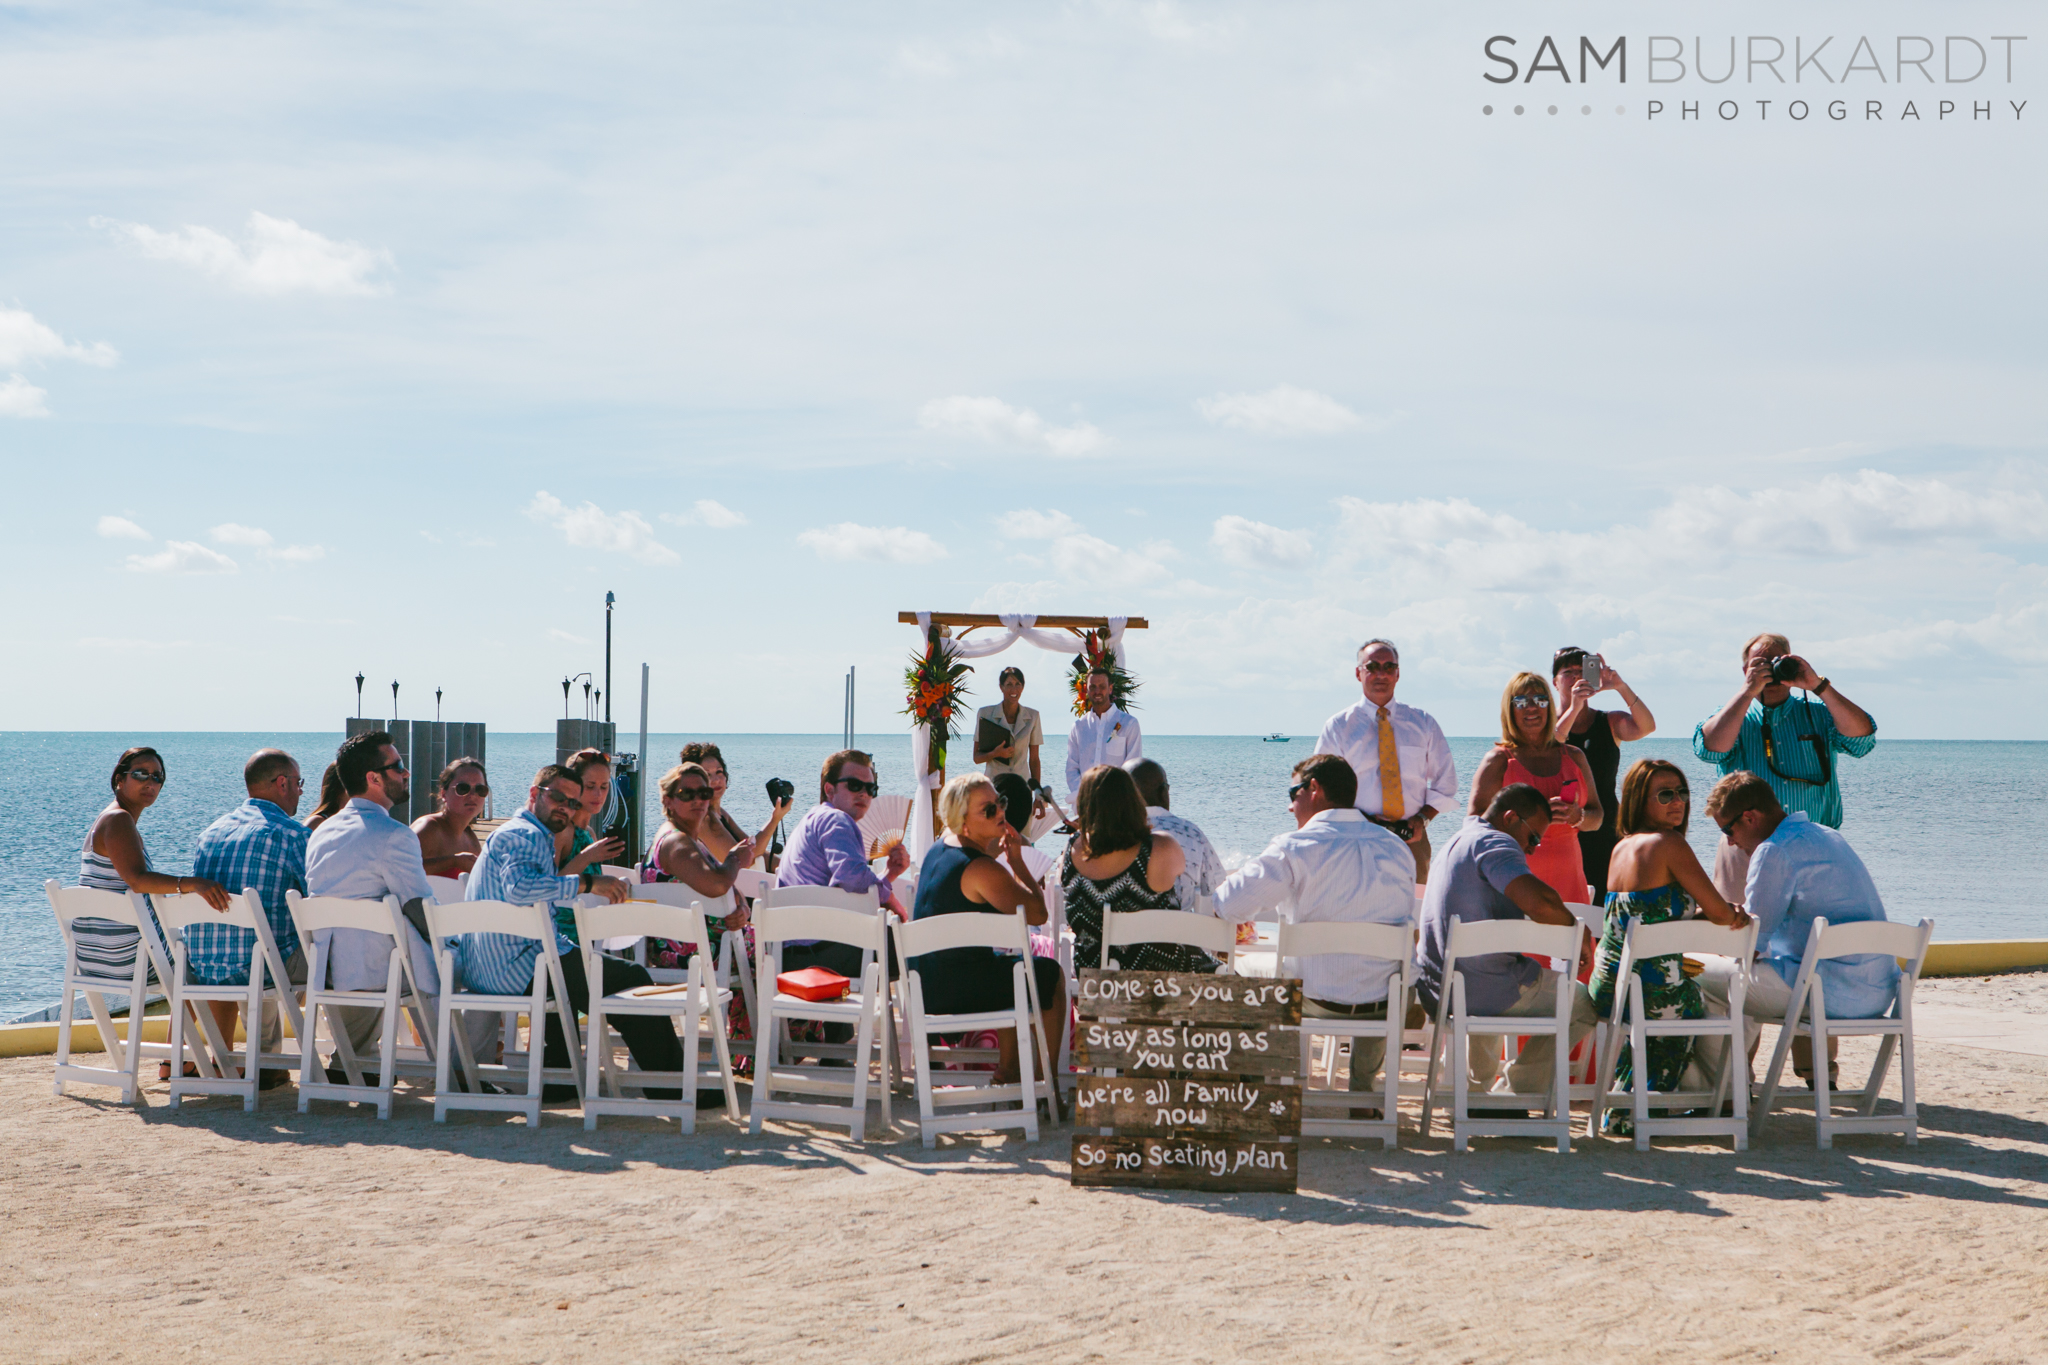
[1262,732,1290,742]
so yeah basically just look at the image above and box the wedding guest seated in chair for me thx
[1058,764,1214,974]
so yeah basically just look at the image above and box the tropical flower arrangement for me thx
[903,626,974,771]
[1068,626,1140,716]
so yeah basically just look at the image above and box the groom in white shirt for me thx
[1065,667,1142,799]
[1316,638,1457,882]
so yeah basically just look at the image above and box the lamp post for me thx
[562,676,572,719]
[354,672,364,718]
[583,679,592,720]
[436,687,443,721]
[604,590,615,725]
[390,680,399,719]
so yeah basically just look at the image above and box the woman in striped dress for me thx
[80,748,230,1075]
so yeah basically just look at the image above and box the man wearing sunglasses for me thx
[1413,784,1600,1106]
[461,765,684,1101]
[1316,638,1456,883]
[304,730,448,1076]
[776,750,909,1032]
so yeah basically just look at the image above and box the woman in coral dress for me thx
[1466,672,1604,907]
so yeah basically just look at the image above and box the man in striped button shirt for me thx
[190,749,308,1086]
[463,763,686,1101]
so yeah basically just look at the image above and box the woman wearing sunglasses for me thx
[910,774,1066,1085]
[556,747,628,878]
[1588,759,1751,1131]
[412,757,490,878]
[80,747,231,1077]
[1466,672,1603,908]
[642,762,757,974]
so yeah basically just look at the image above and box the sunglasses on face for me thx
[1361,661,1398,676]
[1511,695,1551,711]
[1651,786,1690,805]
[672,787,714,802]
[834,777,881,796]
[445,780,489,797]
[375,760,409,775]
[1287,780,1311,800]
[974,800,1001,820]
[125,770,165,785]
[1717,817,1739,837]
[541,786,581,805]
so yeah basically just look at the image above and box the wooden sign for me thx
[1072,1020,1294,1078]
[1073,1075,1301,1138]
[1071,1135,1297,1193]
[1070,969,1305,1194]
[1076,969,1301,1025]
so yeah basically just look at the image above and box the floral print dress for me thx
[1588,883,1706,1107]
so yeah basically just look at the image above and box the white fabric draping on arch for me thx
[904,611,1132,859]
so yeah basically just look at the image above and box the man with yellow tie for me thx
[1315,638,1458,883]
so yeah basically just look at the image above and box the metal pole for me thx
[850,665,856,745]
[355,672,364,718]
[435,687,442,721]
[638,661,650,854]
[604,590,615,724]
[390,680,399,719]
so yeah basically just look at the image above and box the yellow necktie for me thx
[1376,705,1405,819]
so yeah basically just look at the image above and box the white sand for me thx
[3,1006,2045,1364]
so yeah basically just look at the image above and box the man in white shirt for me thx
[1212,753,1416,1106]
[1065,667,1142,799]
[1126,758,1224,914]
[1316,638,1456,883]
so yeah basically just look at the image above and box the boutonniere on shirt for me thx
[1112,721,1122,734]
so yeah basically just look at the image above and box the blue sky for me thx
[2,1,2043,738]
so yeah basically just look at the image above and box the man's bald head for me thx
[1125,757,1169,809]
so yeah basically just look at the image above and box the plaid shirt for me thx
[188,798,307,985]
[459,809,578,995]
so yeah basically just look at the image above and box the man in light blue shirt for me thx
[463,763,683,1101]
[1697,771,1898,1088]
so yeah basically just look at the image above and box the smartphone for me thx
[1585,653,1603,689]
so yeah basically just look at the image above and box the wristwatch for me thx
[579,869,596,891]
[1813,677,1832,696]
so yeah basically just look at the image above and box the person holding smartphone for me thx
[1551,647,1657,901]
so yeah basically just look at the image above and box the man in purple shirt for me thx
[778,749,909,1039]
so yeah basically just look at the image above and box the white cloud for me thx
[123,541,239,575]
[1124,0,1235,48]
[526,491,679,566]
[918,395,1105,458]
[97,515,151,541]
[0,374,50,418]
[1649,470,2048,554]
[267,543,327,562]
[661,499,748,529]
[548,628,591,645]
[1211,514,1314,569]
[96,211,394,297]
[1196,385,1378,436]
[0,304,119,368]
[895,31,1024,78]
[209,522,274,547]
[796,521,950,564]
[78,636,193,649]
[996,508,1078,539]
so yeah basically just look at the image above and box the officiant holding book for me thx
[974,666,1045,793]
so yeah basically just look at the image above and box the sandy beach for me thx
[2,973,2043,1365]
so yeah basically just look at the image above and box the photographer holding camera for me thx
[1693,631,1876,901]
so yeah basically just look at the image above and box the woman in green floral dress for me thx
[1591,760,1752,1130]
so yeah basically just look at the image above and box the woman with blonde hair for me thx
[907,773,1066,1084]
[1466,671,1603,906]
[1588,759,1751,1130]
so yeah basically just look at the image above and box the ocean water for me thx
[3,730,2042,1022]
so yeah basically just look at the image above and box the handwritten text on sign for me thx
[1071,1021,1294,1077]
[1071,1136,1297,1193]
[1076,969,1301,1026]
[1074,1076,1302,1138]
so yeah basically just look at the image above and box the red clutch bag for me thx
[776,967,851,1001]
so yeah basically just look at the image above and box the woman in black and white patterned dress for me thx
[1058,764,1217,974]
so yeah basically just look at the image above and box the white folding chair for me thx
[158,889,304,1112]
[425,874,468,904]
[1282,920,1410,1149]
[426,900,584,1126]
[1586,916,1757,1150]
[1097,908,1236,971]
[1561,901,1612,1102]
[749,886,892,1141]
[1753,916,1935,1149]
[43,881,215,1103]
[600,864,638,882]
[288,892,430,1119]
[892,913,1051,1148]
[1421,918,1583,1153]
[575,900,738,1133]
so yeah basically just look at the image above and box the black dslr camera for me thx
[765,777,796,805]
[1767,656,1803,684]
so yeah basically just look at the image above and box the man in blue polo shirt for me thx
[1692,632,1876,901]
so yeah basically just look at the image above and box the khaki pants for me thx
[1304,998,1389,1093]
[1468,971,1599,1094]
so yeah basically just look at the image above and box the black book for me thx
[975,714,1013,757]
